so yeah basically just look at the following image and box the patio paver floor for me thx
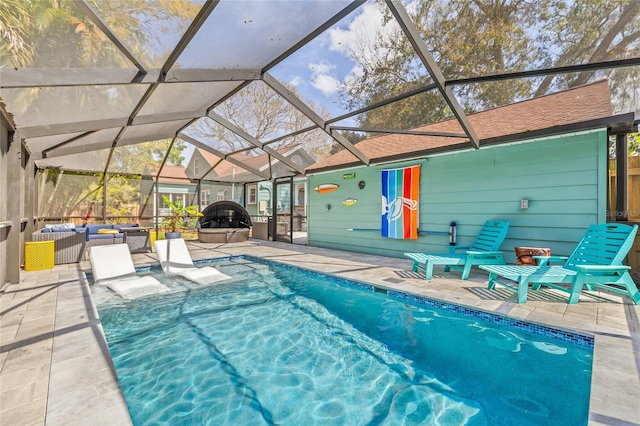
[1,239,639,425]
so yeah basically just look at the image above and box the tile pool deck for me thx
[1,239,639,425]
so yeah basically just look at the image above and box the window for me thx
[291,154,303,166]
[247,184,257,204]
[194,157,199,176]
[201,189,210,206]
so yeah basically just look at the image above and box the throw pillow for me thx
[97,229,119,235]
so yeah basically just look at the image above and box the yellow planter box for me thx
[149,230,158,247]
[25,240,55,271]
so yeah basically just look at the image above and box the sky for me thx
[268,2,400,122]
[178,2,399,164]
[142,0,408,165]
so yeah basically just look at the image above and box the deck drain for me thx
[383,277,404,284]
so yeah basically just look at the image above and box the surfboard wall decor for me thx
[314,183,339,194]
[343,198,357,206]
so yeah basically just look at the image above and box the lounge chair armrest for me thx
[448,246,471,254]
[466,251,502,259]
[575,265,631,273]
[466,250,502,256]
[534,255,567,266]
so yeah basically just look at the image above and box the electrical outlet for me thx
[521,199,529,209]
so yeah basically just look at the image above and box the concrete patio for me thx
[1,239,639,425]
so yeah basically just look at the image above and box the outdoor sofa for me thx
[32,223,87,264]
[32,223,140,264]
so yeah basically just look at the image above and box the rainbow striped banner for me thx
[381,165,420,239]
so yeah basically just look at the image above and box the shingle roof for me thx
[308,80,613,171]
[197,149,254,176]
[157,164,190,183]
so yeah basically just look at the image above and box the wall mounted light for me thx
[521,199,529,209]
[325,204,331,211]
[449,221,457,245]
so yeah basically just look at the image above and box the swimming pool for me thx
[93,256,593,425]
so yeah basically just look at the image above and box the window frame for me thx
[247,184,257,205]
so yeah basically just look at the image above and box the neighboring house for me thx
[146,165,198,222]
[186,145,315,227]
[305,80,639,267]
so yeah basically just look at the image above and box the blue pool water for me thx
[93,256,593,425]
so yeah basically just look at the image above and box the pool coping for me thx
[221,254,595,348]
[2,240,638,425]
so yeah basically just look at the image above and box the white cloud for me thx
[289,75,302,87]
[309,61,340,96]
[312,74,340,96]
[327,3,398,56]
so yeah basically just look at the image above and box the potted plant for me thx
[161,195,202,239]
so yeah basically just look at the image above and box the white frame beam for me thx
[178,132,270,180]
[385,0,480,149]
[0,68,261,89]
[76,0,147,74]
[207,111,305,174]
[262,73,370,165]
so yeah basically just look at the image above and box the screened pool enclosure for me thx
[1,1,640,258]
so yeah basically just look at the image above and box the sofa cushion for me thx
[45,222,76,230]
[88,234,119,240]
[42,227,83,233]
[113,223,139,230]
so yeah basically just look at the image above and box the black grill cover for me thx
[198,201,252,229]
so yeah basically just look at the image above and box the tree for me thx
[37,169,103,220]
[0,0,200,69]
[329,130,367,155]
[4,1,195,221]
[193,81,334,162]
[1,0,200,116]
[629,133,640,156]
[36,138,188,221]
[0,0,33,68]
[341,0,640,130]
[534,1,640,99]
[608,133,640,158]
[108,139,186,174]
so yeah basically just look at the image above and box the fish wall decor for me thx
[314,183,339,194]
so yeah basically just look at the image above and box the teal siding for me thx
[308,130,608,262]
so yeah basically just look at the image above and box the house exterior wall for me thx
[185,149,208,180]
[199,181,243,209]
[243,182,273,218]
[307,129,608,263]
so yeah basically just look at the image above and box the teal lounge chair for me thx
[405,220,510,280]
[480,223,639,304]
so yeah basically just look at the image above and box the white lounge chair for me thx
[154,238,231,284]
[89,244,170,299]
